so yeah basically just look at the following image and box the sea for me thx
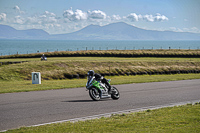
[0,40,200,56]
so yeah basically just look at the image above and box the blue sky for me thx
[0,0,199,34]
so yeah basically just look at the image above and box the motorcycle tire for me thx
[89,88,101,101]
[111,86,120,100]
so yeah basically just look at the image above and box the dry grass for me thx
[1,49,200,59]
[0,57,200,81]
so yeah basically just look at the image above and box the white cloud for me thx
[14,15,25,24]
[63,8,88,21]
[44,11,56,17]
[26,16,41,24]
[39,15,58,24]
[191,27,199,32]
[126,13,168,22]
[88,10,106,19]
[0,13,6,21]
[63,8,107,22]
[3,6,172,34]
[10,10,61,34]
[13,5,25,14]
[154,13,169,21]
[143,14,155,22]
[111,15,121,20]
[13,5,20,11]
[74,9,88,20]
[169,27,200,33]
[184,27,200,33]
[127,13,142,21]
[25,11,58,25]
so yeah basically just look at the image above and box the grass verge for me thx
[1,57,200,80]
[1,74,200,94]
[5,103,200,133]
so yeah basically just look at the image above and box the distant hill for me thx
[0,24,49,39]
[0,22,200,40]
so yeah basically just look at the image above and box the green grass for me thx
[1,56,200,62]
[1,74,200,94]
[1,56,200,93]
[1,57,200,81]
[1,49,200,59]
[5,103,200,133]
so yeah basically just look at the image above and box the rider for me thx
[41,54,45,59]
[87,70,112,94]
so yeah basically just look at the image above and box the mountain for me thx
[0,24,49,39]
[0,22,200,40]
[51,22,200,40]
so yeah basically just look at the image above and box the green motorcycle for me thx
[86,76,120,101]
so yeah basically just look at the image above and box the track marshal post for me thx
[32,72,41,84]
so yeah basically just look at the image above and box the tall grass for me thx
[1,49,200,59]
[1,57,200,80]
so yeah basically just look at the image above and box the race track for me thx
[0,79,200,131]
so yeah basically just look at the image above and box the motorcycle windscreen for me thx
[87,76,93,83]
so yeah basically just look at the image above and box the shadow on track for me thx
[62,100,95,102]
[63,99,112,103]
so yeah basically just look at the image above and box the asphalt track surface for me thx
[1,79,200,131]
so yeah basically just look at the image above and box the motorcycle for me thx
[86,76,120,101]
[41,56,47,61]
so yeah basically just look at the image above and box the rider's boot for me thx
[108,86,112,94]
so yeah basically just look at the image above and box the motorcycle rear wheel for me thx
[111,86,120,100]
[89,88,101,101]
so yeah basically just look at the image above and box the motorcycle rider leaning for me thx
[87,70,112,94]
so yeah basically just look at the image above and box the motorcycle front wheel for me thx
[89,88,101,101]
[111,86,120,100]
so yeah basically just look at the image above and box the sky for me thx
[0,0,200,34]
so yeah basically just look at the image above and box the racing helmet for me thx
[88,70,95,76]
